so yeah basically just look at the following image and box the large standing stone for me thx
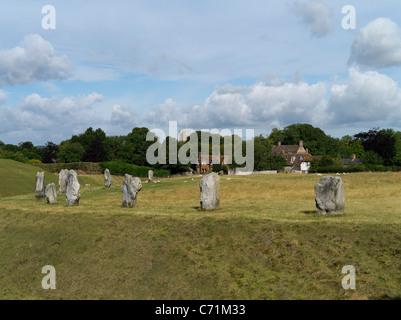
[58,169,69,195]
[148,170,154,183]
[66,170,81,206]
[315,176,345,215]
[45,183,58,204]
[121,174,142,207]
[200,172,220,210]
[35,172,45,200]
[104,168,112,189]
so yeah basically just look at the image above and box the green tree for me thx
[121,127,154,166]
[58,142,85,163]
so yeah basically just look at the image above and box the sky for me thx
[1,0,401,145]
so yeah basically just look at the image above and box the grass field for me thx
[0,159,401,300]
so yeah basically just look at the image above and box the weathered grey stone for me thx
[200,172,220,210]
[315,176,345,215]
[104,168,112,189]
[45,183,58,204]
[58,169,69,195]
[66,170,80,206]
[121,174,142,207]
[35,172,45,200]
[148,170,153,183]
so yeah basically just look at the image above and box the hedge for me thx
[309,164,401,173]
[31,162,102,174]
[100,161,170,178]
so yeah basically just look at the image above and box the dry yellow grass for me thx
[1,170,401,299]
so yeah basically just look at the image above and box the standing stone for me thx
[121,174,142,207]
[58,169,69,195]
[35,172,45,200]
[148,170,154,183]
[66,170,80,206]
[315,176,345,215]
[104,168,112,189]
[200,172,220,210]
[45,183,58,204]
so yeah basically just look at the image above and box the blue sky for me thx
[1,0,401,144]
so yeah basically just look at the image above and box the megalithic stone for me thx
[104,168,112,189]
[315,176,345,215]
[121,174,142,207]
[35,172,46,200]
[58,169,69,195]
[66,170,81,206]
[148,170,153,183]
[200,172,220,210]
[45,183,58,204]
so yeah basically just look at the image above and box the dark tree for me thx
[82,139,108,162]
[354,128,396,165]
[42,141,59,163]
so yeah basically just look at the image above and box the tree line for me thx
[1,124,401,173]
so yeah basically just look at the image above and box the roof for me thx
[272,145,300,154]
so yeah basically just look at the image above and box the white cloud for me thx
[111,105,137,129]
[143,81,329,129]
[20,92,104,117]
[349,18,401,68]
[290,1,333,38]
[0,92,104,137]
[0,34,73,86]
[0,90,6,105]
[328,68,401,124]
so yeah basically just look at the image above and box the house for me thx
[343,153,363,166]
[196,152,229,173]
[272,140,320,174]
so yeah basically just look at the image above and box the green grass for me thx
[0,160,401,299]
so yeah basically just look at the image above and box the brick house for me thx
[196,152,229,173]
[272,140,320,173]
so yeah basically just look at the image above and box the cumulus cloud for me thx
[143,68,401,130]
[349,18,401,68]
[20,92,104,117]
[290,1,333,38]
[143,81,329,129]
[328,68,401,124]
[0,34,72,86]
[0,92,104,135]
[0,90,6,105]
[111,105,137,129]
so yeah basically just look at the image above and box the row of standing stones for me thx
[35,169,345,214]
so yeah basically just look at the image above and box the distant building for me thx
[272,140,321,174]
[196,152,229,173]
[343,153,363,166]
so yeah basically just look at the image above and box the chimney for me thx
[352,153,356,160]
[299,140,303,148]
[278,141,281,146]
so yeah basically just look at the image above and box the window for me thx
[291,156,296,163]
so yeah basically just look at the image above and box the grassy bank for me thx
[0,160,400,299]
